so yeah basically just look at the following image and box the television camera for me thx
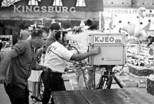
[88,33,126,89]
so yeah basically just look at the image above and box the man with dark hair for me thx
[84,19,98,30]
[19,22,30,41]
[0,29,48,104]
[50,23,60,31]
[41,23,101,104]
[19,22,29,30]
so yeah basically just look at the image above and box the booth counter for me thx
[52,88,154,104]
[128,64,153,76]
[126,43,154,76]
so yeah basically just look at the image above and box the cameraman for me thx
[41,23,101,104]
[65,19,101,89]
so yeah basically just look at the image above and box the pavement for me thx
[0,50,149,104]
[0,71,148,104]
[0,79,73,104]
[0,84,11,104]
[0,82,38,104]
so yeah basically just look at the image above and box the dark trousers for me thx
[41,70,66,104]
[4,84,29,104]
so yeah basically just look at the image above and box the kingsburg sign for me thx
[0,0,103,14]
[13,5,76,13]
[1,0,78,13]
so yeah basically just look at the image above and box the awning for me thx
[0,0,103,12]
[121,24,136,36]
[0,0,103,20]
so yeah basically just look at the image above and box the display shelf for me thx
[0,35,12,42]
[147,78,154,96]
[126,43,154,77]
[126,43,153,67]
[0,35,12,38]
[128,64,153,76]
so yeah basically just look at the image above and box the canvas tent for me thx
[121,24,136,36]
[142,22,154,31]
[121,23,147,40]
[141,22,154,36]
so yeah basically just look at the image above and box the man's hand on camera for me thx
[91,47,101,55]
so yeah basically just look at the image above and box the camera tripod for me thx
[96,65,123,89]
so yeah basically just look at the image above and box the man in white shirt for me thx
[42,23,101,104]
[65,19,101,89]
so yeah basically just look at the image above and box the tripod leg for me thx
[96,75,105,89]
[113,76,123,88]
[86,66,96,90]
[106,76,113,89]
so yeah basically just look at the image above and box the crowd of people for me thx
[0,19,101,104]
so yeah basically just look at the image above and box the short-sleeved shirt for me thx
[66,30,102,53]
[43,41,73,73]
[7,40,35,87]
[20,30,31,40]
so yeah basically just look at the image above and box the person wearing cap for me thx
[41,23,101,104]
[0,29,48,104]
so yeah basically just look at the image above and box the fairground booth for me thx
[0,0,104,68]
[0,0,103,45]
[1,1,154,104]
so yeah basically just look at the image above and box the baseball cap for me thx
[50,23,60,31]
[84,19,98,30]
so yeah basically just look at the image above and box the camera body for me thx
[88,33,126,65]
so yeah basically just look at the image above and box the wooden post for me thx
[99,11,102,31]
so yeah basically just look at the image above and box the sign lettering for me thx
[104,8,138,14]
[14,5,76,13]
[1,0,76,13]
[104,8,154,18]
[145,13,154,17]
[106,57,122,61]
[94,35,122,43]
[47,45,57,54]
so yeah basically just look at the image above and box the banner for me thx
[0,0,103,13]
